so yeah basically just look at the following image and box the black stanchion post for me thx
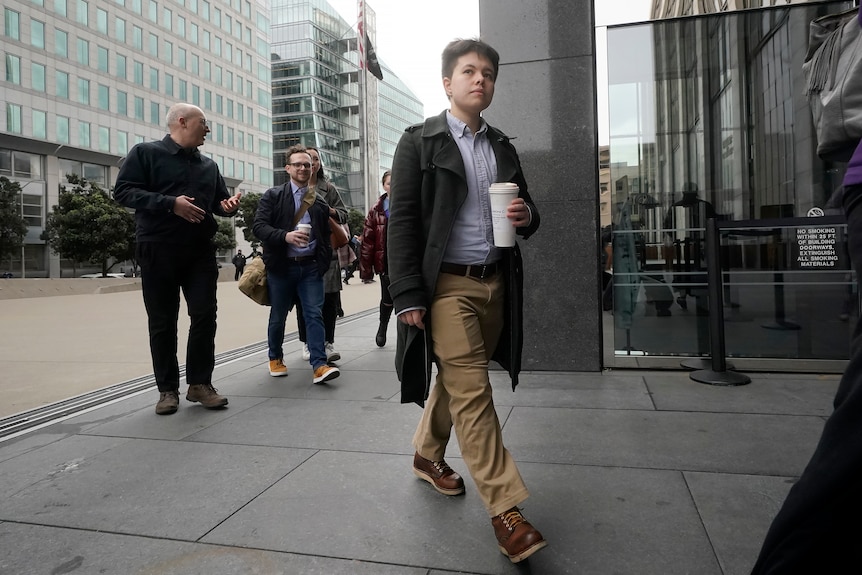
[690,218,750,386]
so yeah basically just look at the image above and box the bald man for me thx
[115,103,241,415]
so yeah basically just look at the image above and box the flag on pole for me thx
[364,34,383,81]
[357,0,383,81]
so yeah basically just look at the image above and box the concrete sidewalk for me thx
[0,305,839,574]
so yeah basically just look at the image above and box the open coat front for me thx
[387,111,541,406]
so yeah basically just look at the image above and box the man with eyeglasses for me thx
[114,102,242,415]
[253,144,339,384]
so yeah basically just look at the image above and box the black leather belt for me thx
[288,256,315,263]
[440,262,499,279]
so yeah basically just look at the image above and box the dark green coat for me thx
[387,111,541,406]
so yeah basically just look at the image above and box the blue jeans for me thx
[266,262,326,368]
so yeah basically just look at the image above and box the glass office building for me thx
[1,0,274,277]
[603,0,856,371]
[269,0,422,210]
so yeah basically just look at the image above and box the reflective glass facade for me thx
[269,0,422,209]
[604,1,856,369]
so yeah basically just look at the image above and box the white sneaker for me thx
[325,342,341,362]
[301,343,310,361]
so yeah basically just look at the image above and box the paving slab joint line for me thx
[0,309,378,441]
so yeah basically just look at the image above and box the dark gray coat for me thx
[388,111,540,406]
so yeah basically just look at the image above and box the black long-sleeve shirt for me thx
[114,134,230,244]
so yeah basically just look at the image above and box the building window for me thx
[178,79,186,99]
[150,101,159,125]
[163,39,172,64]
[98,126,109,152]
[55,29,68,57]
[190,22,198,43]
[147,0,157,22]
[30,19,45,48]
[96,8,107,34]
[76,38,89,66]
[97,45,108,71]
[4,9,20,40]
[77,78,89,104]
[178,47,186,69]
[133,25,142,49]
[6,104,22,134]
[131,0,141,15]
[56,70,68,98]
[162,7,171,29]
[117,90,127,115]
[78,121,90,148]
[97,83,109,110]
[76,0,88,25]
[149,67,158,90]
[32,110,47,139]
[191,84,199,105]
[54,0,66,17]
[31,62,45,91]
[115,17,125,42]
[164,72,173,96]
[5,54,21,84]
[116,130,128,155]
[115,53,126,78]
[148,32,157,57]
[134,96,143,120]
[56,116,69,143]
[177,15,185,38]
[133,60,143,85]
[60,159,106,185]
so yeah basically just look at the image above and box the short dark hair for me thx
[285,144,309,163]
[441,38,500,80]
[381,170,391,186]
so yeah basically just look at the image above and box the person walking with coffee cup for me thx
[387,39,544,563]
[253,144,339,385]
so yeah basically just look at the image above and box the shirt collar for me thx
[446,111,488,138]
[163,134,199,157]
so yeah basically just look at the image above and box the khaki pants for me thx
[413,271,529,516]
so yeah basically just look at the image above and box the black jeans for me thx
[751,183,862,572]
[137,242,219,392]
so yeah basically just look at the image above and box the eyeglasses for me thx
[288,162,312,170]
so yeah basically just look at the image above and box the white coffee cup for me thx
[295,223,311,246]
[488,182,519,247]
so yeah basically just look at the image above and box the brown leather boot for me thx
[155,390,179,415]
[491,507,547,563]
[186,384,228,409]
[412,452,465,495]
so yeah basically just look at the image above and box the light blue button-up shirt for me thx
[286,182,315,258]
[443,111,500,265]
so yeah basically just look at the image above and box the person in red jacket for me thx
[359,170,392,347]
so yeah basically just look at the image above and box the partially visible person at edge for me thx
[752,8,862,567]
[294,145,349,364]
[360,170,394,348]
[114,102,240,415]
[232,249,247,281]
[252,144,340,385]
[343,234,361,284]
[387,38,546,563]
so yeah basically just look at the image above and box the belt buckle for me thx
[476,265,487,280]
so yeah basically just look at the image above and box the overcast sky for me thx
[325,1,652,119]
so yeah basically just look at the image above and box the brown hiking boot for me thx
[186,384,228,409]
[155,390,179,415]
[491,507,547,563]
[412,452,465,496]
